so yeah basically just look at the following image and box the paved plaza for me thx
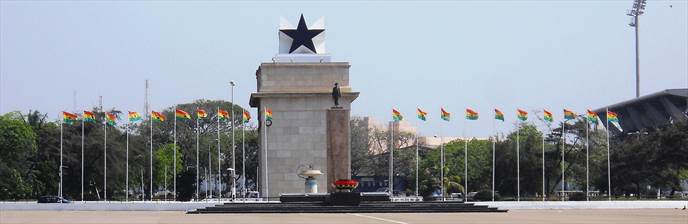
[1,209,687,224]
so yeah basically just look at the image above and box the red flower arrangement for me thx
[334,179,359,191]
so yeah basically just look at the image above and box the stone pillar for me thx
[326,107,351,192]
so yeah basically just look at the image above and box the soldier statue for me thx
[332,83,341,107]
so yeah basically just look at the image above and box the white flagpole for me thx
[586,116,590,201]
[104,111,107,201]
[126,119,129,201]
[463,117,467,199]
[59,114,63,199]
[230,83,236,200]
[242,109,246,198]
[415,129,419,197]
[542,123,546,201]
[389,121,394,196]
[81,113,84,201]
[606,108,611,201]
[209,145,212,198]
[264,107,269,200]
[440,126,444,201]
[516,120,520,201]
[196,108,200,201]
[492,114,496,201]
[561,120,565,201]
[173,107,177,201]
[149,111,153,201]
[217,107,222,201]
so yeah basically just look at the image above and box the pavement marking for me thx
[348,213,409,224]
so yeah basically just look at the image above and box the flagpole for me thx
[217,107,222,201]
[209,144,212,198]
[389,121,394,196]
[542,123,546,201]
[173,107,177,201]
[492,114,496,201]
[230,82,236,200]
[59,114,63,199]
[561,120,565,201]
[263,107,269,200]
[606,108,611,201]
[126,119,129,201]
[81,114,84,201]
[196,108,200,201]
[415,129,419,197]
[242,109,246,199]
[150,111,153,201]
[463,117,467,199]
[516,120,520,202]
[440,126,444,201]
[104,111,107,201]
[586,116,590,201]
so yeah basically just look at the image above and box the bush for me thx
[473,190,500,201]
[568,192,586,201]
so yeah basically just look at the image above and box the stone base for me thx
[326,108,352,192]
[327,192,361,206]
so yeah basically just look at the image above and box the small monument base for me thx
[327,192,361,206]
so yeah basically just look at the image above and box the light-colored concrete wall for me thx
[257,63,351,93]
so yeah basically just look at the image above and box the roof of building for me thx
[593,89,687,133]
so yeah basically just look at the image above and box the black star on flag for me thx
[280,14,324,54]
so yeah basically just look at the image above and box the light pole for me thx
[627,0,647,98]
[229,81,236,200]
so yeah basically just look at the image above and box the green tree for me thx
[0,112,37,199]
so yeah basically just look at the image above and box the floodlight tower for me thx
[627,0,647,98]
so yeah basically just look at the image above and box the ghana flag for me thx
[494,108,505,121]
[586,109,598,124]
[544,109,553,122]
[63,111,78,125]
[265,108,273,122]
[243,110,251,123]
[128,111,142,122]
[417,108,428,121]
[392,109,403,121]
[441,108,451,121]
[465,108,479,120]
[564,109,576,120]
[218,109,229,121]
[175,109,191,120]
[152,111,166,122]
[607,111,623,132]
[83,111,96,123]
[197,108,208,119]
[517,109,528,121]
[105,112,117,126]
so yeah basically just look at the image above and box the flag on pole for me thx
[564,109,576,120]
[242,110,251,123]
[517,109,528,121]
[494,108,505,121]
[218,109,230,121]
[465,108,479,120]
[544,109,553,122]
[607,111,623,132]
[417,108,428,121]
[392,109,403,121]
[197,108,208,119]
[265,108,273,122]
[63,111,78,125]
[105,112,117,126]
[441,108,451,121]
[175,109,191,120]
[128,111,142,122]
[586,109,599,124]
[152,111,166,122]
[83,111,96,123]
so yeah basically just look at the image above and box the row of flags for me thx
[62,108,252,126]
[405,108,623,131]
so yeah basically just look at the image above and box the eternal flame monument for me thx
[249,15,359,198]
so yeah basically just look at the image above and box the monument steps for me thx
[189,201,506,213]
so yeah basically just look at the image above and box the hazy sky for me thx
[1,0,687,137]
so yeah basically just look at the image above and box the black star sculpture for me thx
[280,14,324,54]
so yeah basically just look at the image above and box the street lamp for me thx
[433,135,445,201]
[229,81,236,200]
[627,0,647,98]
